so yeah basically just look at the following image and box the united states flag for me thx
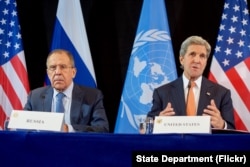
[208,0,250,131]
[0,0,30,130]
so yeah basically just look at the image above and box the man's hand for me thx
[203,99,225,129]
[62,124,68,132]
[159,102,175,116]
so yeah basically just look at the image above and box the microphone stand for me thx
[185,79,191,114]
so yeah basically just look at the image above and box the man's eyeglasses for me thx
[47,64,74,72]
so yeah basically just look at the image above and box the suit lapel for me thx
[42,87,53,112]
[70,85,83,122]
[197,77,213,115]
[172,78,186,115]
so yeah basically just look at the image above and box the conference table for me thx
[0,130,250,167]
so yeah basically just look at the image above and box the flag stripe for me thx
[11,52,29,94]
[226,64,250,111]
[57,2,96,80]
[0,66,23,109]
[0,86,13,117]
[0,0,30,129]
[2,54,29,107]
[51,19,96,87]
[245,56,250,70]
[0,106,6,130]
[234,109,247,130]
[210,56,250,131]
[209,0,250,132]
[235,57,250,89]
[49,0,96,88]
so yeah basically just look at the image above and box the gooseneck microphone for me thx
[185,79,192,114]
[187,79,191,89]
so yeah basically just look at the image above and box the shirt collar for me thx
[53,82,74,98]
[182,74,202,89]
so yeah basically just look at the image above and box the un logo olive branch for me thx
[132,29,171,54]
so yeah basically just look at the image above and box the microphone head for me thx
[188,80,191,88]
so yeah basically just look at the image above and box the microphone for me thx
[4,117,10,130]
[185,79,191,114]
[187,79,191,89]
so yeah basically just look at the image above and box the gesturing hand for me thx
[159,102,175,116]
[62,124,69,132]
[203,99,225,129]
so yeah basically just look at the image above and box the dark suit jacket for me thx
[147,76,235,129]
[24,84,109,132]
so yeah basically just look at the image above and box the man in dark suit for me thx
[24,49,109,132]
[147,36,235,129]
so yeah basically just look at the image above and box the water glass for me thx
[139,122,146,134]
[145,117,154,134]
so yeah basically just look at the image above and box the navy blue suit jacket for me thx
[24,84,109,132]
[147,77,235,129]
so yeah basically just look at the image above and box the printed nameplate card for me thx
[8,110,64,131]
[153,116,211,134]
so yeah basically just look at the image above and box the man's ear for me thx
[72,68,77,78]
[179,55,184,64]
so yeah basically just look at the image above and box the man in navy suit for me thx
[24,49,109,132]
[147,36,235,129]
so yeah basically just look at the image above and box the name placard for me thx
[8,110,64,132]
[153,116,211,134]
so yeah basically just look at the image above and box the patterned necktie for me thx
[186,81,196,116]
[56,92,65,113]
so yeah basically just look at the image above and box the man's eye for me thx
[48,66,56,71]
[200,55,206,59]
[190,53,195,57]
[60,65,67,69]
